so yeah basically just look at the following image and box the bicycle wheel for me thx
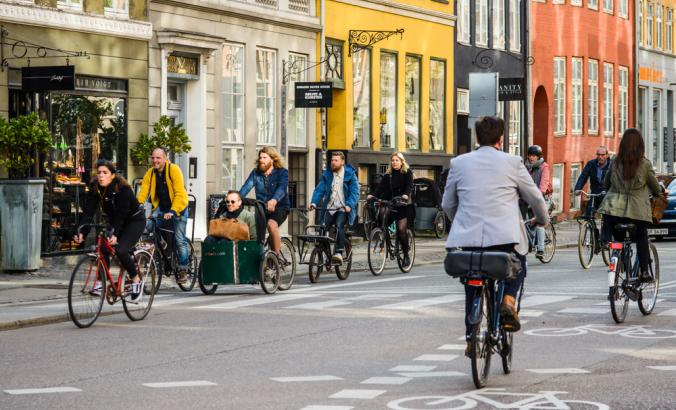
[122,251,157,321]
[68,256,106,328]
[638,243,660,315]
[470,287,492,389]
[260,251,280,294]
[609,251,629,323]
[501,328,513,374]
[601,243,610,266]
[362,203,373,240]
[335,239,352,280]
[197,259,218,295]
[308,247,323,283]
[368,228,387,275]
[433,210,447,239]
[577,221,594,269]
[539,224,556,264]
[151,249,163,294]
[277,237,297,291]
[174,241,196,291]
[396,229,415,273]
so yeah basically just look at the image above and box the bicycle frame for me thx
[91,232,127,297]
[467,276,507,344]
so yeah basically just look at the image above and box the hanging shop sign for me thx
[21,66,75,91]
[294,82,333,108]
[498,77,525,101]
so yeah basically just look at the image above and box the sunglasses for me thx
[225,200,238,204]
[596,153,607,156]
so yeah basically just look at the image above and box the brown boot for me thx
[500,295,521,332]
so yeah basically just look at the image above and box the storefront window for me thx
[287,53,307,147]
[405,55,421,150]
[429,59,446,151]
[508,101,522,156]
[352,48,371,148]
[256,48,276,145]
[222,147,243,191]
[223,44,245,144]
[379,52,397,150]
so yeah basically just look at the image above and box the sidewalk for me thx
[0,220,580,330]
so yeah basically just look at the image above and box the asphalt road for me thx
[2,243,676,410]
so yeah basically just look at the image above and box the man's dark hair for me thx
[475,116,504,146]
[226,190,242,200]
[331,151,345,161]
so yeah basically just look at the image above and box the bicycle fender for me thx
[468,294,483,325]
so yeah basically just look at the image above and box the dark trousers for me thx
[104,218,146,278]
[324,211,347,254]
[604,214,651,271]
[583,200,612,245]
[463,245,526,339]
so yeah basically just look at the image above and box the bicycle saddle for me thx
[614,223,636,235]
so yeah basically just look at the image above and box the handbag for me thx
[208,218,250,241]
[651,193,668,224]
[444,250,521,281]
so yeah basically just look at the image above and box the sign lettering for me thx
[294,82,333,108]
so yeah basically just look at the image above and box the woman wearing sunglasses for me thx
[205,190,257,242]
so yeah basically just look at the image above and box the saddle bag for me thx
[444,250,521,281]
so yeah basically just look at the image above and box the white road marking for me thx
[521,295,576,307]
[437,344,466,350]
[154,295,234,307]
[349,294,406,300]
[372,294,464,310]
[4,387,81,395]
[658,309,676,316]
[142,381,217,388]
[396,371,465,378]
[558,307,609,314]
[526,368,591,374]
[301,406,353,410]
[193,294,321,310]
[647,366,676,371]
[271,375,343,382]
[361,377,411,385]
[285,300,352,310]
[295,276,423,292]
[413,354,458,361]
[389,365,437,372]
[519,309,545,317]
[329,389,387,399]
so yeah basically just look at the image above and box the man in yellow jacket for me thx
[137,148,190,282]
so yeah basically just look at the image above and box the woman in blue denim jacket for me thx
[240,146,289,254]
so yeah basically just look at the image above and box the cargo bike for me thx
[197,197,296,295]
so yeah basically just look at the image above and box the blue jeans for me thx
[150,209,190,269]
[535,226,545,252]
[324,211,347,254]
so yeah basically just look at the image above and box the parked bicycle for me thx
[607,223,660,323]
[367,197,415,275]
[68,224,157,328]
[577,191,610,268]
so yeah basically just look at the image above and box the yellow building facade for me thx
[319,0,455,184]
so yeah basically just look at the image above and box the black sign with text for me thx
[21,66,75,91]
[498,77,525,101]
[295,82,333,108]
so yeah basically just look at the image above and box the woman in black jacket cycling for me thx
[74,159,146,302]
[368,152,415,266]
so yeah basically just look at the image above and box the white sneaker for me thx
[89,281,102,296]
[331,253,343,264]
[128,280,144,304]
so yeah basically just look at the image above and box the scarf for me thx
[526,158,544,188]
[225,207,243,219]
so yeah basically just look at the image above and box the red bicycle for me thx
[67,224,157,328]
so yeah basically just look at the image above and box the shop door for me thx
[167,82,188,178]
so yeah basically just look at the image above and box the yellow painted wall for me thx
[640,0,676,55]
[321,0,455,155]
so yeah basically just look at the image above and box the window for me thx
[588,59,599,134]
[379,52,397,150]
[571,58,583,135]
[651,89,662,169]
[603,0,613,13]
[477,0,488,47]
[647,3,654,47]
[656,4,663,50]
[457,89,469,114]
[405,55,421,150]
[552,163,564,214]
[222,44,245,144]
[668,9,674,53]
[603,63,614,137]
[353,48,371,148]
[618,0,628,17]
[570,164,582,210]
[57,0,82,11]
[458,0,470,43]
[325,39,344,86]
[553,0,564,4]
[287,53,307,147]
[429,59,446,151]
[256,48,276,145]
[222,147,244,191]
[553,57,566,134]
[571,0,582,6]
[509,0,521,52]
[104,0,128,16]
[618,66,628,135]
[588,0,598,10]
[493,0,505,49]
[639,1,643,45]
[508,101,522,156]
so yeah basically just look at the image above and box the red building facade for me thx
[530,1,634,218]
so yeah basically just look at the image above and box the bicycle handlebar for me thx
[578,190,606,197]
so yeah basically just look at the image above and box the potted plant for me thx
[0,112,53,271]
[130,115,191,168]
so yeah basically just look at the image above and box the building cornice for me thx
[0,2,152,40]
[332,0,455,27]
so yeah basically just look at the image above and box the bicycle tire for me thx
[150,249,163,294]
[197,259,218,295]
[601,243,610,266]
[539,224,556,264]
[470,287,491,389]
[278,237,297,290]
[176,241,197,291]
[610,250,629,323]
[335,239,352,280]
[362,203,373,240]
[308,247,323,283]
[68,256,106,328]
[396,229,415,273]
[501,328,513,374]
[433,210,447,239]
[260,251,280,294]
[368,228,387,275]
[638,243,660,315]
[122,251,157,321]
[577,221,594,269]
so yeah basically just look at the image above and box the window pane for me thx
[652,90,661,168]
[379,52,397,149]
[352,49,371,148]
[223,44,245,144]
[429,60,445,151]
[508,101,521,156]
[477,0,488,46]
[288,53,307,147]
[493,0,505,49]
[256,49,276,145]
[222,147,243,191]
[405,55,421,150]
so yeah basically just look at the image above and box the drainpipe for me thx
[634,0,639,133]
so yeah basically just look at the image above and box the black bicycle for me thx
[367,197,415,275]
[607,223,660,323]
[577,191,610,269]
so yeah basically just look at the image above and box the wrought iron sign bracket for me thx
[472,48,535,70]
[348,29,404,57]
[1,25,89,72]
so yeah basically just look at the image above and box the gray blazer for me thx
[442,146,549,255]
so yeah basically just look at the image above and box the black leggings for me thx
[103,218,146,278]
[380,207,410,255]
[604,215,651,272]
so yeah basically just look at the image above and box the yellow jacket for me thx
[136,161,189,215]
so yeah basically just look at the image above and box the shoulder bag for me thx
[208,218,250,241]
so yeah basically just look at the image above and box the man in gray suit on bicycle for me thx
[442,116,549,351]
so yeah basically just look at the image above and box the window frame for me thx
[221,146,244,192]
[603,62,614,137]
[667,8,674,53]
[571,58,583,135]
[647,3,654,47]
[287,52,308,148]
[352,48,372,149]
[255,47,277,146]
[639,1,644,45]
[57,0,83,12]
[570,163,582,210]
[104,0,129,17]
[476,0,489,47]
[553,57,566,135]
[588,59,599,135]
[603,0,613,14]
[507,101,522,156]
[588,0,598,10]
[552,163,565,214]
[618,66,629,136]
[405,54,422,151]
[493,0,506,50]
[458,0,471,44]
[656,4,663,50]
[429,58,446,152]
[618,0,628,18]
[222,43,246,145]
[379,51,398,150]
[509,0,522,53]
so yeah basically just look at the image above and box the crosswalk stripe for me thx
[372,294,464,310]
[658,309,676,316]
[521,295,575,307]
[329,389,386,399]
[285,300,352,310]
[193,294,321,310]
[413,354,458,361]
[526,368,590,374]
[4,387,81,395]
[558,307,609,314]
[143,381,217,388]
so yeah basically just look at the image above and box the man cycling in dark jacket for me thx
[574,146,612,245]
